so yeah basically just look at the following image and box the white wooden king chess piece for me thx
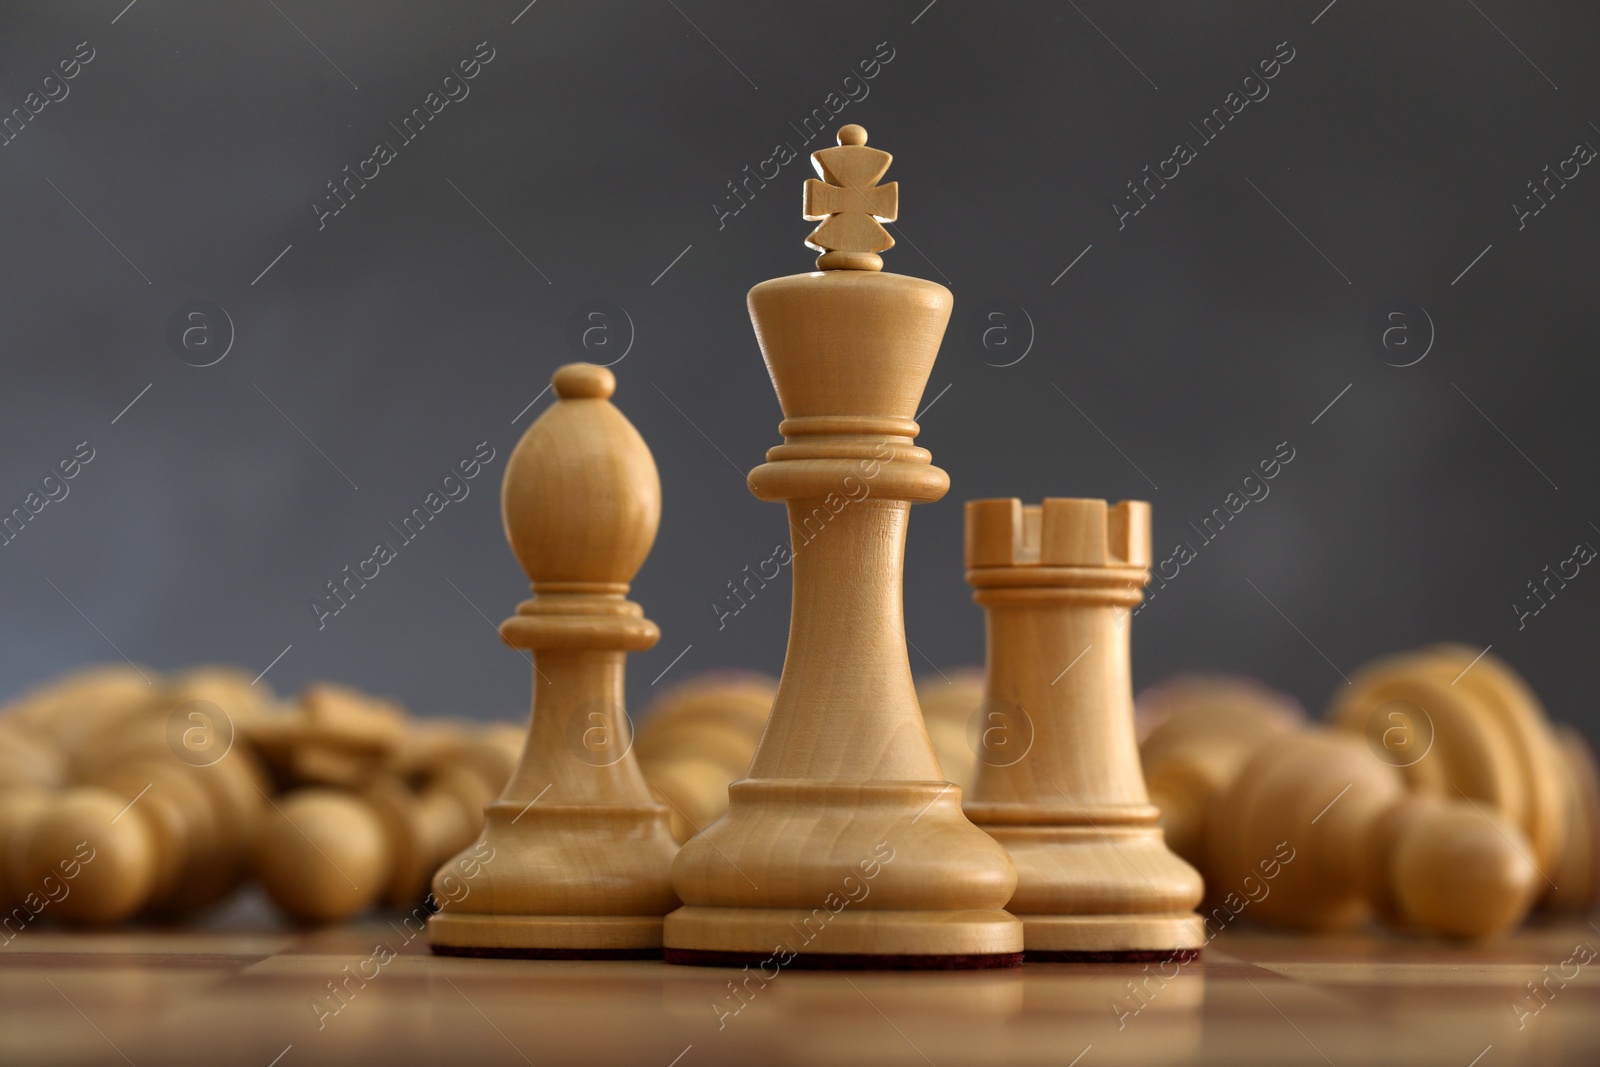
[664,125,1022,969]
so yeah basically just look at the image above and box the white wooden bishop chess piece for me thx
[664,125,1023,969]
[428,363,680,958]
[964,498,1207,960]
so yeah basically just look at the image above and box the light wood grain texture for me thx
[571,667,988,848]
[965,498,1206,957]
[5,920,1600,1065]
[666,127,1021,966]
[802,123,897,271]
[428,363,680,957]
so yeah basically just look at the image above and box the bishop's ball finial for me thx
[552,361,615,400]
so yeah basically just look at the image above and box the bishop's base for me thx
[1016,912,1208,959]
[428,913,663,958]
[662,905,1023,969]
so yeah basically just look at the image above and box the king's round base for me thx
[665,778,1025,971]
[428,913,663,959]
[662,906,1022,970]
[665,949,1022,970]
[1017,913,1207,962]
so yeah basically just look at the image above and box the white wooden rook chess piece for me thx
[964,498,1207,959]
[428,363,680,958]
[664,125,1022,969]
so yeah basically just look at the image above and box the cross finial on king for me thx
[802,124,898,271]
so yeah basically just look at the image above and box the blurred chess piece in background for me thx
[1140,648,1599,939]
[916,669,984,796]
[635,672,776,843]
[0,663,519,928]
[249,683,520,924]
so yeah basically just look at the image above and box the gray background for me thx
[1,1,1595,744]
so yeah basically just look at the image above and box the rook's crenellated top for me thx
[965,498,1151,571]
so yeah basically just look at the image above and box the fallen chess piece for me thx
[1209,729,1537,938]
[1139,650,1595,939]
[2,668,271,924]
[0,663,519,928]
[247,682,410,789]
[1326,644,1597,916]
[11,786,160,925]
[247,683,518,923]
[253,787,400,924]
[5,663,157,759]
[0,788,53,920]
[1549,725,1600,914]
[1137,675,1304,871]
[0,719,68,793]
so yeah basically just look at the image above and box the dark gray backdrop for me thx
[2,1,1596,746]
